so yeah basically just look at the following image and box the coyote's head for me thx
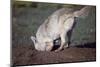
[31,36,53,51]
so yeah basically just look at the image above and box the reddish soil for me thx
[12,45,96,66]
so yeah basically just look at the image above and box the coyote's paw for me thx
[54,48,62,52]
[64,43,69,49]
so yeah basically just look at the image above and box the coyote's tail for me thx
[74,6,92,18]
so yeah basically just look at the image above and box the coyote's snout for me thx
[31,6,91,52]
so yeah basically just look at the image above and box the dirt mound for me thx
[12,45,96,66]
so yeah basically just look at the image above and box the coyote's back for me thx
[31,6,91,51]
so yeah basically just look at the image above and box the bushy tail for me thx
[74,6,92,18]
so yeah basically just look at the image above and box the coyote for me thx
[31,6,91,52]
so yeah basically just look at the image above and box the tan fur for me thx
[31,6,91,52]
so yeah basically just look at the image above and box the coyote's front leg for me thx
[55,33,67,52]
[45,41,53,51]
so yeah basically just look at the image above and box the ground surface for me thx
[12,44,96,66]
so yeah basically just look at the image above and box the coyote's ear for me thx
[31,36,37,44]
